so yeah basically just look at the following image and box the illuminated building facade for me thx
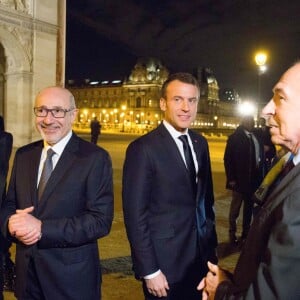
[68,58,241,133]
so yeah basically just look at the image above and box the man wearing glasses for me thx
[0,86,114,299]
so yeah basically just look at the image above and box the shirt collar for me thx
[293,149,300,166]
[163,120,188,139]
[43,131,73,156]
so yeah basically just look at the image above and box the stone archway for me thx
[0,25,33,146]
[0,1,65,147]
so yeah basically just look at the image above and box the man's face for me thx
[262,63,300,153]
[160,80,199,132]
[242,117,255,132]
[35,87,77,145]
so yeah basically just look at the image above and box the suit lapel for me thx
[189,130,204,196]
[29,142,43,207]
[158,124,188,174]
[263,163,300,211]
[39,135,79,203]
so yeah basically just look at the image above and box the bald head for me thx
[34,86,78,145]
[262,61,300,153]
[35,86,76,109]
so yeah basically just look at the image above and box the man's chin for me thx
[271,135,294,151]
[40,133,59,145]
[270,134,284,145]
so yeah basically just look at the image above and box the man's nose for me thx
[180,99,190,110]
[261,98,275,116]
[43,111,55,122]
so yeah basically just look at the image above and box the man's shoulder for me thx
[72,134,110,158]
[17,140,42,152]
[126,127,166,154]
[0,131,13,143]
[188,129,207,142]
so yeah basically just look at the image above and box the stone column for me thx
[56,0,66,87]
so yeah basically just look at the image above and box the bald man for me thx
[0,87,113,299]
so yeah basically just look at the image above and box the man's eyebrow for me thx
[273,86,286,93]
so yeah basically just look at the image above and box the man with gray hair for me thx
[198,62,300,299]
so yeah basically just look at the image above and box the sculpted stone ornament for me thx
[0,0,30,13]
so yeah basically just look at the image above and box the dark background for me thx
[65,0,300,103]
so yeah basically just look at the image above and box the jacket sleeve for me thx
[122,140,159,278]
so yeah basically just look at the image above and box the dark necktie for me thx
[38,148,55,199]
[178,135,197,192]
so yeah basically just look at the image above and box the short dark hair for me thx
[160,72,200,99]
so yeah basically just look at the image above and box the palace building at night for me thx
[67,57,242,134]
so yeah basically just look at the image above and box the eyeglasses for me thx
[33,107,74,118]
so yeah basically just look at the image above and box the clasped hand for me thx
[8,206,42,245]
[197,261,229,300]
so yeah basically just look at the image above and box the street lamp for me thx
[254,51,268,118]
[254,51,268,100]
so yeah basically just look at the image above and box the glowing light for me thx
[254,52,268,66]
[238,101,257,116]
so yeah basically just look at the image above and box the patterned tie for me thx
[178,135,197,193]
[38,148,55,199]
[253,152,294,207]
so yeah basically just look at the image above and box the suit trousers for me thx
[229,190,253,238]
[19,258,45,300]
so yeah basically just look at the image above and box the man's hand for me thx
[8,206,42,245]
[145,272,169,298]
[197,261,230,300]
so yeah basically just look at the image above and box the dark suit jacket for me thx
[122,124,217,284]
[0,131,13,253]
[216,162,300,299]
[0,132,114,299]
[224,126,265,195]
[0,131,13,206]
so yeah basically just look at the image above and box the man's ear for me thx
[160,98,166,111]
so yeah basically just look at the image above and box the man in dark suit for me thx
[90,116,101,144]
[0,87,114,299]
[123,73,218,300]
[0,116,14,299]
[224,115,265,245]
[198,62,300,299]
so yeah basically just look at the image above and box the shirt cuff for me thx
[144,269,161,279]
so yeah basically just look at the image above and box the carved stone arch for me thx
[0,26,33,146]
[0,26,31,73]
[0,1,64,146]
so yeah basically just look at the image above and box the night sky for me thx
[65,1,300,104]
[65,20,137,82]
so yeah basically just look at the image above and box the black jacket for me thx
[224,126,265,194]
